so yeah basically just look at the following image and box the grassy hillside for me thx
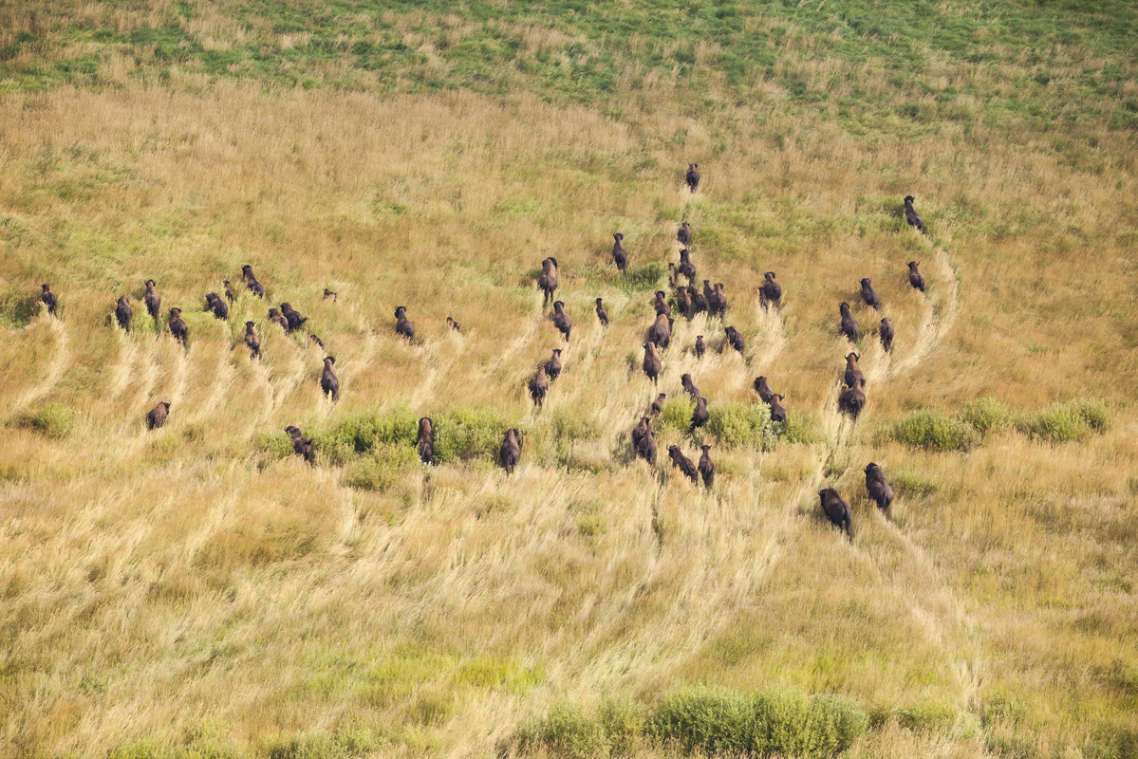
[1,1,1136,757]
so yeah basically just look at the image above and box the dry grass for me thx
[0,21,1136,758]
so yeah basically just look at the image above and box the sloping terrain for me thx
[1,2,1137,757]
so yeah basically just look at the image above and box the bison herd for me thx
[31,165,930,540]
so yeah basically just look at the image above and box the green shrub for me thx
[779,411,822,444]
[890,471,938,499]
[343,445,417,491]
[434,407,513,462]
[318,407,419,455]
[645,687,867,758]
[598,699,645,757]
[891,410,979,452]
[1015,400,1109,443]
[959,397,1012,435]
[13,403,73,439]
[645,687,751,755]
[515,704,605,759]
[267,729,384,759]
[660,397,694,433]
[707,403,773,449]
[256,430,297,461]
[892,701,957,733]
[0,289,41,327]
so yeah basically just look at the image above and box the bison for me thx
[694,334,706,358]
[838,383,866,419]
[146,401,171,430]
[859,278,882,311]
[690,395,709,431]
[768,393,787,425]
[320,355,340,402]
[114,296,132,332]
[323,288,338,303]
[698,444,715,489]
[724,325,744,354]
[642,342,662,384]
[681,373,701,400]
[224,279,238,304]
[865,462,894,513]
[632,417,657,465]
[168,307,188,347]
[205,292,229,320]
[543,348,563,381]
[528,365,550,408]
[595,297,609,327]
[244,321,262,360]
[285,425,316,465]
[280,303,306,333]
[753,376,775,404]
[668,444,699,483]
[551,301,572,341]
[417,417,435,465]
[538,257,559,306]
[879,317,894,353]
[907,260,926,292]
[612,232,628,273]
[678,249,697,282]
[685,163,701,193]
[818,488,853,537]
[268,307,289,332]
[650,392,667,416]
[839,302,860,343]
[843,352,864,389]
[241,264,265,298]
[677,220,692,246]
[40,284,58,317]
[394,305,415,340]
[499,428,522,474]
[903,195,925,233]
[446,315,462,333]
[144,279,161,322]
[759,272,782,310]
[647,312,671,349]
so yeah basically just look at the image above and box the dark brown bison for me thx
[838,383,866,419]
[224,279,238,304]
[724,325,744,354]
[698,444,714,489]
[690,395,709,431]
[677,220,692,246]
[323,288,338,303]
[650,392,667,416]
[865,462,894,513]
[114,296,132,331]
[819,488,853,537]
[859,278,881,311]
[543,348,563,381]
[204,292,229,320]
[538,257,559,306]
[244,321,261,359]
[759,272,782,310]
[528,365,550,408]
[712,283,728,316]
[40,284,58,317]
[668,444,699,483]
[595,297,609,327]
[241,264,265,298]
[694,334,705,358]
[689,285,708,315]
[285,425,316,465]
[446,315,462,333]
[843,352,864,389]
[681,373,701,400]
[551,300,571,341]
[309,333,325,350]
[394,305,415,340]
[647,312,671,349]
[499,428,522,474]
[632,416,657,465]
[880,317,894,353]
[320,355,340,402]
[907,260,926,292]
[280,303,306,333]
[678,249,697,282]
[675,287,694,319]
[685,163,700,192]
[268,307,288,332]
[144,279,161,322]
[839,302,860,343]
[668,263,679,288]
[168,307,188,347]
[612,232,628,273]
[768,393,787,425]
[417,417,435,465]
[753,375,775,404]
[903,195,925,233]
[653,290,671,318]
[146,401,171,430]
[642,342,662,384]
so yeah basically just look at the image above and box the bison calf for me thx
[595,297,609,327]
[146,401,171,430]
[499,428,522,474]
[114,296,132,332]
[417,417,435,465]
[698,444,715,489]
[880,317,894,353]
[839,302,860,343]
[668,444,699,483]
[285,425,316,465]
[551,301,572,341]
[320,355,340,402]
[759,272,782,310]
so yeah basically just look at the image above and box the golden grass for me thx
[0,81,1136,757]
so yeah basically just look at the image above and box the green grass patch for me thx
[891,410,979,452]
[706,403,774,450]
[12,403,73,439]
[959,397,1013,435]
[1016,400,1109,443]
[343,444,418,492]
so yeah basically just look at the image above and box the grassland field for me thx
[1,1,1137,757]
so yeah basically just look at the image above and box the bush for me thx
[890,471,938,499]
[318,408,419,456]
[892,701,957,733]
[1016,400,1108,443]
[645,687,867,757]
[891,410,979,452]
[13,403,73,439]
[707,403,773,449]
[515,704,605,759]
[267,729,384,759]
[778,411,822,445]
[434,407,513,462]
[0,289,41,327]
[616,262,665,293]
[959,397,1011,435]
[343,445,418,491]
[660,397,694,433]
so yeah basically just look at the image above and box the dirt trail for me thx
[12,317,70,413]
